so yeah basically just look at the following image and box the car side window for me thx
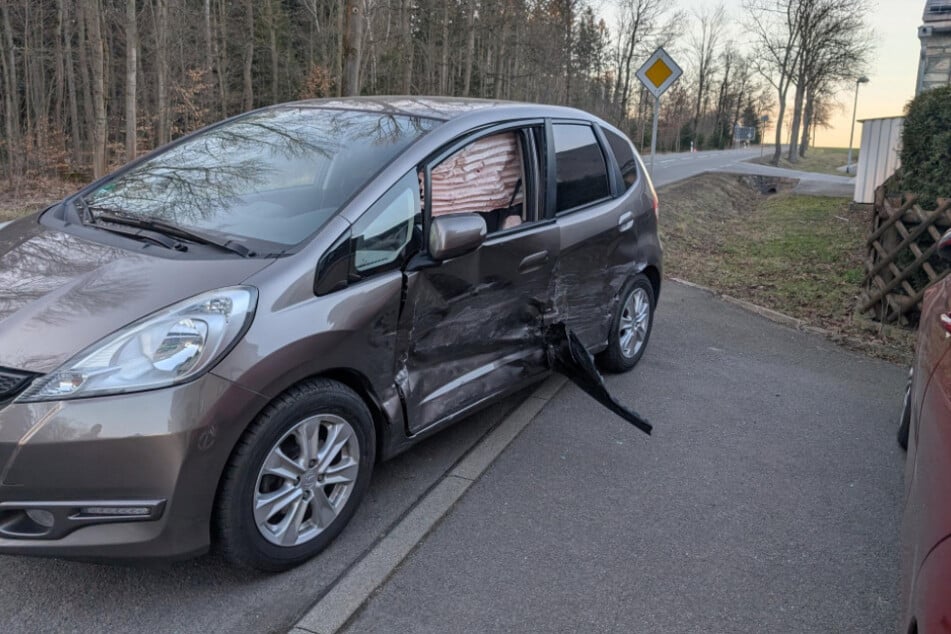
[351,171,421,275]
[602,127,639,192]
[429,131,529,234]
[552,123,610,212]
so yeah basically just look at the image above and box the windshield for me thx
[82,107,439,248]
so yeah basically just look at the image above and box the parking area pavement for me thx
[342,281,907,633]
[0,281,906,634]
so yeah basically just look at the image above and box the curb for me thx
[668,277,908,363]
[670,276,824,335]
[289,374,568,634]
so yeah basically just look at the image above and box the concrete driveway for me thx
[342,281,906,633]
[0,282,906,634]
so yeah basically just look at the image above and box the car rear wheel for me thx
[898,368,912,450]
[215,379,375,571]
[598,274,655,373]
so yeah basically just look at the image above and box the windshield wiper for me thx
[87,206,256,258]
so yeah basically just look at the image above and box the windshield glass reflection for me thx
[84,108,438,248]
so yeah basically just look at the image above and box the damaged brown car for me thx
[0,97,661,570]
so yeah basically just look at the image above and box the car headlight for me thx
[17,286,257,402]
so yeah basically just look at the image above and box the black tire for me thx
[598,274,656,373]
[897,369,912,451]
[215,379,375,572]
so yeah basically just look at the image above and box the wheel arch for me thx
[641,264,661,304]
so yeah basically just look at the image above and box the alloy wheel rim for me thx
[618,287,650,359]
[253,414,359,547]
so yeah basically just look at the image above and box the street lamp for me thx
[846,75,870,174]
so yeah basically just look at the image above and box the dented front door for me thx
[398,222,559,434]
[396,123,558,434]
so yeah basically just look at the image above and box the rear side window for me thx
[602,127,639,191]
[552,123,610,212]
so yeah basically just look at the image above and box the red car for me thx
[898,231,951,634]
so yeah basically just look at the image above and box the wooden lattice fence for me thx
[862,187,951,325]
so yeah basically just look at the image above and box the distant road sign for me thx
[636,47,683,98]
[734,125,756,142]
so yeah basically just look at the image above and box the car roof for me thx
[276,96,597,124]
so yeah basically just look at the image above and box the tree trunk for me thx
[215,0,227,114]
[772,93,787,165]
[336,0,344,95]
[204,0,213,72]
[462,1,475,96]
[267,0,279,103]
[53,0,66,143]
[439,2,449,94]
[787,77,805,162]
[799,87,813,158]
[0,3,20,175]
[243,0,254,109]
[564,1,573,103]
[155,0,169,145]
[400,0,413,93]
[341,0,363,95]
[84,0,107,177]
[60,0,82,166]
[125,0,138,161]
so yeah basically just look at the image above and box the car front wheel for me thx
[598,274,655,373]
[215,379,375,571]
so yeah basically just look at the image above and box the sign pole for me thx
[650,95,659,177]
[635,47,682,180]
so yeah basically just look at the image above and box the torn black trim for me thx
[545,323,652,435]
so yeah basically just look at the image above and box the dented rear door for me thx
[549,121,640,350]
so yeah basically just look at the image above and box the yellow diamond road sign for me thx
[636,47,683,98]
[645,59,673,88]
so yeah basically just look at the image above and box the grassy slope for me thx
[659,173,913,363]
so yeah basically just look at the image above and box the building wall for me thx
[854,117,904,205]
[917,1,951,93]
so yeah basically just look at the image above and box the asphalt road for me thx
[0,149,881,634]
[649,147,761,187]
[344,281,907,633]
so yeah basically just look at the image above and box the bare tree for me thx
[612,0,678,124]
[788,0,871,160]
[689,4,726,146]
[744,0,805,165]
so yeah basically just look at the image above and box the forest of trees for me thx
[0,0,872,187]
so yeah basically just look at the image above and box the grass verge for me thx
[659,173,914,364]
[749,147,856,176]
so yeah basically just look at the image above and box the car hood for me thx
[0,220,273,373]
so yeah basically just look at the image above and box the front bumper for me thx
[0,372,267,561]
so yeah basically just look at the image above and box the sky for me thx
[622,0,923,148]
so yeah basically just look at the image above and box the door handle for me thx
[519,250,549,272]
[618,211,634,233]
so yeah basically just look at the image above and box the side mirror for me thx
[939,230,951,263]
[429,213,486,261]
